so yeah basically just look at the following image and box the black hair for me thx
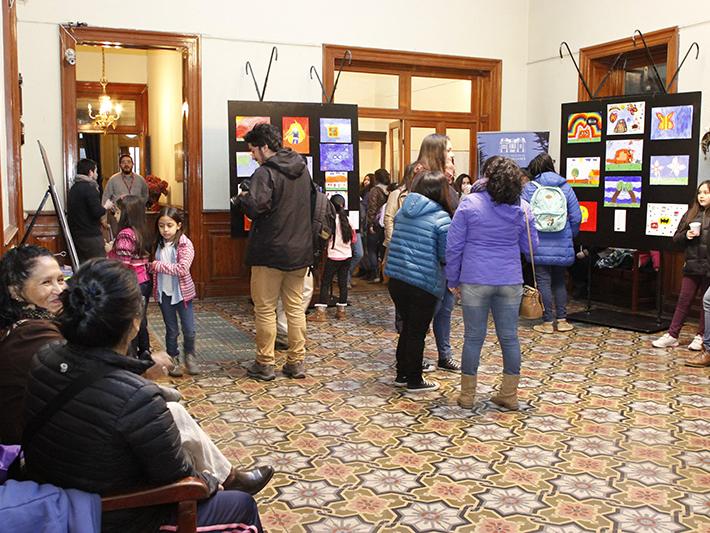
[119,154,133,164]
[58,259,142,348]
[527,153,555,177]
[373,168,390,186]
[411,171,453,216]
[683,179,710,227]
[76,158,97,177]
[0,245,56,328]
[154,206,186,250]
[116,195,149,257]
[244,123,283,152]
[454,173,472,193]
[330,194,352,244]
[482,156,524,205]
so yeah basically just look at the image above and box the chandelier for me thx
[87,47,122,133]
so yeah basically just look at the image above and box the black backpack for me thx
[311,181,336,261]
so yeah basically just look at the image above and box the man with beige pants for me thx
[235,123,314,380]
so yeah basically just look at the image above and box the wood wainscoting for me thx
[199,211,250,297]
[22,213,67,260]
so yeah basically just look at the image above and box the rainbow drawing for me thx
[567,112,602,144]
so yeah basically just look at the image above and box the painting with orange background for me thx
[283,117,310,154]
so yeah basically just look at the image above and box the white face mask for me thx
[462,183,472,194]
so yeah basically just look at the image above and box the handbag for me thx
[520,210,545,320]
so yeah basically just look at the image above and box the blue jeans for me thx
[349,233,364,283]
[433,288,455,361]
[164,490,262,532]
[461,284,523,376]
[535,264,568,322]
[158,294,196,357]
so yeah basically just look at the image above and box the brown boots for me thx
[335,303,347,320]
[685,348,710,367]
[457,374,477,409]
[491,374,520,410]
[308,304,327,322]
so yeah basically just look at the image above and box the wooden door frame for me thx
[60,26,205,293]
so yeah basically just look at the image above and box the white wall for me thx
[16,0,531,210]
[526,0,710,180]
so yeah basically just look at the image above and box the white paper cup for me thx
[690,222,701,234]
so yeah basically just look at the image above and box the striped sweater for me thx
[151,234,196,303]
[108,228,149,284]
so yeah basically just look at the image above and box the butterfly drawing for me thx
[656,111,675,130]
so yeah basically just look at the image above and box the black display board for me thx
[227,101,359,237]
[560,91,702,251]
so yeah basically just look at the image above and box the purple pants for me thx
[668,274,709,339]
[161,490,262,533]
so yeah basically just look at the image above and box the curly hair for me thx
[244,123,283,152]
[482,156,524,205]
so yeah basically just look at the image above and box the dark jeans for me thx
[668,274,708,338]
[388,278,438,386]
[74,234,106,264]
[162,490,262,532]
[366,227,385,277]
[319,258,352,305]
[433,288,455,361]
[131,280,153,357]
[535,264,568,322]
[158,293,196,357]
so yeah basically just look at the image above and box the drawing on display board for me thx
[565,157,600,187]
[605,139,643,171]
[604,176,642,208]
[325,172,348,191]
[645,203,688,237]
[236,152,259,177]
[567,112,602,143]
[606,101,645,135]
[579,201,598,232]
[649,155,689,186]
[235,116,270,141]
[650,105,693,140]
[282,117,310,154]
[325,191,348,209]
[306,156,313,177]
[320,118,352,143]
[320,143,354,171]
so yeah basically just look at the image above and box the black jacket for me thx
[67,177,106,238]
[673,209,710,276]
[23,342,217,533]
[238,149,313,270]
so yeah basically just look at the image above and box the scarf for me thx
[74,173,99,191]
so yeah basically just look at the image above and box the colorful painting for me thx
[650,105,693,140]
[645,203,688,237]
[325,191,348,209]
[604,176,642,208]
[579,201,598,232]
[565,157,600,187]
[325,172,348,191]
[320,143,354,171]
[282,117,310,154]
[567,112,602,144]
[235,116,270,141]
[605,139,643,171]
[319,118,352,143]
[649,155,690,186]
[606,101,645,135]
[236,152,259,177]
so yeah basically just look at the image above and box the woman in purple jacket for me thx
[445,157,538,410]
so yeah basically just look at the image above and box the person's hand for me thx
[450,286,461,299]
[103,199,114,210]
[104,240,114,253]
[687,229,699,239]
[143,351,172,381]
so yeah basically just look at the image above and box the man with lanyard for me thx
[102,154,149,207]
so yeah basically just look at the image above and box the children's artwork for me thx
[650,105,693,140]
[605,139,643,171]
[319,118,352,143]
[604,176,642,208]
[235,116,270,141]
[325,172,348,191]
[579,201,598,232]
[567,112,602,143]
[649,155,690,186]
[236,152,259,177]
[614,210,627,232]
[565,157,600,187]
[645,203,688,237]
[306,156,313,177]
[320,144,354,171]
[325,190,348,209]
[606,101,645,135]
[282,117,310,154]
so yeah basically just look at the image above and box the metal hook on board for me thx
[329,50,352,104]
[559,42,593,100]
[244,46,278,102]
[632,30,667,94]
[245,61,262,101]
[592,52,625,98]
[665,41,699,93]
[309,66,329,102]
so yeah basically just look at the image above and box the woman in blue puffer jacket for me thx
[521,153,582,334]
[384,171,452,393]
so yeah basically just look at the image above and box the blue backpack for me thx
[529,181,567,232]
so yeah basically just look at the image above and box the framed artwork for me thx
[579,201,598,232]
[567,112,602,143]
[606,101,645,135]
[282,116,310,154]
[235,116,270,141]
[605,139,643,171]
[650,105,693,140]
[649,155,690,186]
[320,143,354,171]
[319,118,352,143]
[325,171,348,191]
[645,203,688,237]
[604,176,642,208]
[565,157,600,187]
[236,152,259,177]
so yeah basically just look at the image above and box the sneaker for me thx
[246,361,276,381]
[437,358,461,372]
[407,380,440,392]
[168,356,183,377]
[652,333,679,348]
[688,334,703,351]
[533,322,555,334]
[282,361,306,379]
[556,319,574,332]
[393,376,408,387]
[369,276,382,283]
[422,360,436,373]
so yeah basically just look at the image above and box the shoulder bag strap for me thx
[524,209,537,289]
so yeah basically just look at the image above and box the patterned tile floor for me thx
[149,288,710,532]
